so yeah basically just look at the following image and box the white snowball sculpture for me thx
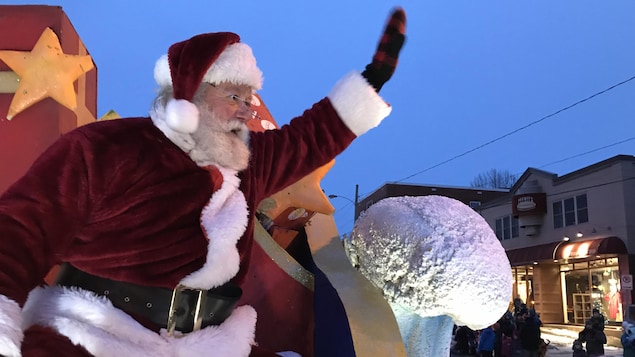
[346,195,512,357]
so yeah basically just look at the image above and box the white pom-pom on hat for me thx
[166,99,199,134]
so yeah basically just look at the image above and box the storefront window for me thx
[512,266,534,309]
[562,257,621,324]
[564,269,589,324]
[591,267,622,322]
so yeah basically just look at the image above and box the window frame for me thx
[495,214,519,241]
[552,193,588,229]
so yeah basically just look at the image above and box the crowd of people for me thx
[449,303,635,357]
[451,303,546,357]
[450,300,622,357]
[452,300,635,357]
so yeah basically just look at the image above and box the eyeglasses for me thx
[209,84,252,109]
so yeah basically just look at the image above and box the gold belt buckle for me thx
[166,284,207,337]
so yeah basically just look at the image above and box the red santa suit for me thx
[0,32,391,357]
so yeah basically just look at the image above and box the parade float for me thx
[0,5,511,356]
[0,5,97,195]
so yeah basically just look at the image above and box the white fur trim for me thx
[179,167,248,289]
[154,43,263,90]
[23,286,168,356]
[327,71,392,136]
[22,286,256,357]
[0,295,22,357]
[203,43,262,90]
[166,99,200,134]
[154,54,171,88]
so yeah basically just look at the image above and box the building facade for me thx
[356,155,635,326]
[477,155,635,326]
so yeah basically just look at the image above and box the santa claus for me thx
[0,8,406,357]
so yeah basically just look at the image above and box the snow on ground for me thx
[541,328,622,357]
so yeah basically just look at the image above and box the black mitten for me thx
[362,8,407,92]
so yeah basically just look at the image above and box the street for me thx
[450,330,624,357]
[541,330,623,356]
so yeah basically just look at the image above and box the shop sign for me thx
[512,193,547,216]
[622,274,633,290]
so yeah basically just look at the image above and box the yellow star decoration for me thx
[99,109,121,121]
[0,27,94,120]
[266,159,336,220]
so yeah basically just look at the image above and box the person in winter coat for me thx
[495,311,515,357]
[477,324,498,357]
[518,309,542,357]
[571,339,586,357]
[455,325,477,355]
[621,321,635,357]
[579,319,607,357]
[589,308,605,331]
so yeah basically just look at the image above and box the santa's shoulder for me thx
[67,117,164,145]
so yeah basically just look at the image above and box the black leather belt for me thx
[54,263,242,334]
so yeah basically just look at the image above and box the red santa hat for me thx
[153,32,263,133]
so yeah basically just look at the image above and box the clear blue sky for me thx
[6,1,635,234]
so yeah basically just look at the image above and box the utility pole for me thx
[354,184,359,222]
[327,184,360,228]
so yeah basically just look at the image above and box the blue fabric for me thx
[287,233,356,357]
[478,327,496,352]
[622,332,635,357]
[312,266,356,357]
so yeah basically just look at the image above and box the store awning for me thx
[505,241,562,266]
[505,236,628,266]
[554,236,627,260]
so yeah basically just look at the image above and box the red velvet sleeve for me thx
[245,98,356,199]
[0,130,91,304]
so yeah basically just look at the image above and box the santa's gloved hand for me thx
[362,8,407,92]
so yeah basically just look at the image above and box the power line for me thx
[393,74,635,184]
[334,74,635,232]
[506,135,635,178]
[538,137,635,170]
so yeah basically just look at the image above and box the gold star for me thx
[248,93,335,220]
[266,159,336,220]
[0,27,94,120]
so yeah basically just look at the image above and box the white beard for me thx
[188,104,251,171]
